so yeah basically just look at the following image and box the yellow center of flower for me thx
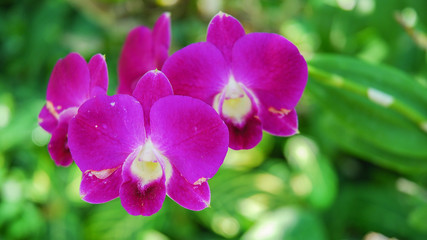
[214,76,253,125]
[131,140,163,184]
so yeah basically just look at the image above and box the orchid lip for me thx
[213,75,256,126]
[130,140,172,185]
[131,140,162,185]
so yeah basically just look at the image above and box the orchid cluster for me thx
[38,12,307,216]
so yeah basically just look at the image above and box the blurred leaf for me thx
[327,183,427,240]
[409,205,427,233]
[209,161,295,214]
[223,133,275,170]
[307,54,427,173]
[284,135,338,209]
[195,160,297,238]
[0,99,42,152]
[242,207,327,240]
[317,113,427,174]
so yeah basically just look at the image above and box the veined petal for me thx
[120,151,166,216]
[150,95,229,184]
[232,33,308,110]
[48,107,78,166]
[38,105,58,133]
[118,26,155,94]
[162,42,229,105]
[88,54,108,97]
[46,53,91,110]
[132,70,173,134]
[207,12,245,63]
[260,107,298,136]
[68,94,146,172]
[166,164,210,211]
[152,12,171,69]
[80,165,122,204]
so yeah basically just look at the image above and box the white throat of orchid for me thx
[213,76,253,125]
[131,140,171,185]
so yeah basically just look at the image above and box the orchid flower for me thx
[68,70,229,216]
[118,13,171,94]
[162,12,308,150]
[38,53,108,166]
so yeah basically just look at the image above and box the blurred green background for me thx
[1,0,427,239]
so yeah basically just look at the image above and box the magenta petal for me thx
[162,42,229,105]
[152,12,171,69]
[38,105,58,133]
[120,175,166,216]
[48,107,78,166]
[226,114,263,150]
[118,26,155,94]
[46,53,91,110]
[80,165,122,204]
[132,70,173,134]
[88,54,108,97]
[120,153,166,216]
[207,12,245,63]
[68,94,146,172]
[150,96,229,184]
[166,164,210,211]
[216,86,262,150]
[260,107,298,136]
[232,33,308,110]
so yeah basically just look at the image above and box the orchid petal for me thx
[260,107,299,136]
[46,53,91,110]
[152,12,171,69]
[80,165,122,204]
[232,33,308,110]
[150,95,229,184]
[132,70,173,134]
[166,164,210,211]
[38,105,58,133]
[215,85,262,149]
[120,152,166,216]
[225,114,263,150]
[48,107,78,166]
[118,26,154,94]
[207,12,245,63]
[88,54,108,97]
[68,94,145,172]
[162,42,229,105]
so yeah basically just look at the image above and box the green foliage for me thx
[242,207,328,240]
[285,136,338,209]
[308,54,427,173]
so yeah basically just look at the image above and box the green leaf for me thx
[284,136,338,209]
[242,207,327,240]
[328,183,427,240]
[409,205,427,233]
[307,54,427,173]
[318,113,427,173]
